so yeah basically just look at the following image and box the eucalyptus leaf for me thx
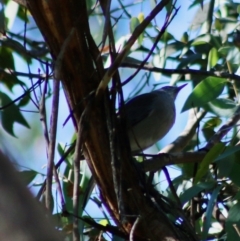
[0,92,30,136]
[182,77,227,112]
[19,170,37,185]
[208,47,219,69]
[180,181,215,205]
[205,98,237,117]
[202,185,222,240]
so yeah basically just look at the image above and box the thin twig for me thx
[95,0,171,96]
[72,120,82,241]
[45,27,76,211]
[120,62,240,82]
[0,78,44,110]
[129,216,141,241]
[0,67,47,78]
[123,1,179,86]
[205,105,240,149]
[162,167,181,207]
[39,80,49,146]
[161,109,206,153]
[36,141,76,200]
[45,79,60,210]
[141,152,206,172]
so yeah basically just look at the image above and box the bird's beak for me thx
[178,83,188,92]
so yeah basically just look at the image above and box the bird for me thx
[125,84,187,153]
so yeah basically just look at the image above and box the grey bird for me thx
[125,84,187,153]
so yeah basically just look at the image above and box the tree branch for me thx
[141,151,206,172]
[121,61,240,82]
[161,109,206,153]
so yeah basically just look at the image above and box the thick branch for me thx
[161,109,206,153]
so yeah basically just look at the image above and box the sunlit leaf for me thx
[182,77,227,112]
[208,47,219,69]
[99,219,108,226]
[138,12,144,23]
[130,17,140,34]
[192,34,211,46]
[202,116,221,141]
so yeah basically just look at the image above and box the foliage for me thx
[1,0,240,240]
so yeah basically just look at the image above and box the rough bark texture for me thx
[25,1,196,240]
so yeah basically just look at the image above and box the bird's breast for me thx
[128,94,176,152]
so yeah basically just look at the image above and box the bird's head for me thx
[161,84,187,100]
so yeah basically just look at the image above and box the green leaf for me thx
[191,34,211,46]
[0,92,30,136]
[0,46,15,70]
[181,32,188,43]
[202,117,221,141]
[233,191,240,201]
[208,47,219,69]
[99,219,108,226]
[80,161,93,211]
[217,155,234,178]
[226,202,240,240]
[205,98,237,117]
[229,162,240,186]
[0,71,21,91]
[227,202,240,223]
[19,170,37,185]
[218,46,232,56]
[189,0,204,9]
[202,185,222,240]
[17,5,29,22]
[177,53,202,69]
[226,46,240,63]
[0,9,5,34]
[203,116,222,129]
[130,17,143,45]
[130,17,140,34]
[62,166,73,214]
[180,181,215,205]
[18,93,30,107]
[182,77,227,112]
[137,12,144,23]
[162,31,175,42]
[194,143,225,184]
[214,18,223,31]
[165,0,173,12]
[215,145,240,162]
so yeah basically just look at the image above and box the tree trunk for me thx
[25,1,198,240]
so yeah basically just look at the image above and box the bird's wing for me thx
[124,93,157,127]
